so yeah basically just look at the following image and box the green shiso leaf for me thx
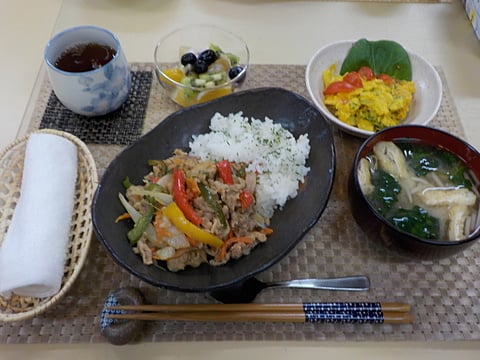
[340,39,412,81]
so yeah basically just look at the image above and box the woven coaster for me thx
[10,63,480,344]
[39,70,152,145]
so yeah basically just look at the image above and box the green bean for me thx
[127,207,154,245]
[122,176,132,189]
[198,182,227,227]
[148,159,168,176]
[145,182,167,193]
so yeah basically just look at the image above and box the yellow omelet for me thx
[322,65,415,132]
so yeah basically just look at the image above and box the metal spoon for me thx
[209,275,370,303]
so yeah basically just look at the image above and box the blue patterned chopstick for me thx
[303,302,383,324]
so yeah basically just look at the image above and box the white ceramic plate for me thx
[305,40,443,138]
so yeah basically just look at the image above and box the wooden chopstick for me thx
[106,310,413,324]
[107,302,410,313]
[105,302,413,324]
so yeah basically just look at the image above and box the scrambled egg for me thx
[322,65,415,132]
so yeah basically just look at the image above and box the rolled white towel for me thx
[0,133,78,298]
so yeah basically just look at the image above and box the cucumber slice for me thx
[211,73,223,82]
[181,76,194,86]
[193,78,207,87]
[205,81,216,88]
[199,73,211,80]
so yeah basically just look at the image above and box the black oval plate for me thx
[92,87,335,292]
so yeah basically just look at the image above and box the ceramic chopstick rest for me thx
[0,133,77,298]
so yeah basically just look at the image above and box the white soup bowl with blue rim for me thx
[44,25,131,116]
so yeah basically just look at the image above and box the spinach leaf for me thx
[340,39,412,81]
[388,206,439,239]
[398,142,472,189]
[368,169,401,216]
[399,142,439,177]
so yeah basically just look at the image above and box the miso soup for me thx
[357,140,480,241]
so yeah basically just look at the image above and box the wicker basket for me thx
[0,129,98,322]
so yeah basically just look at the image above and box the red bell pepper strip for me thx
[216,160,234,184]
[239,189,254,209]
[172,168,202,226]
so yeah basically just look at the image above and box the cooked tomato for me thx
[343,72,363,88]
[358,66,375,80]
[323,81,357,95]
[377,73,394,85]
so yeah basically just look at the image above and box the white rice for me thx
[188,112,310,217]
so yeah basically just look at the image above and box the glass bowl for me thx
[154,24,249,107]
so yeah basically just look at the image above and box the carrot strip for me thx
[215,237,253,262]
[153,209,172,242]
[186,177,201,199]
[185,235,200,247]
[169,247,192,259]
[260,227,273,235]
[115,212,131,223]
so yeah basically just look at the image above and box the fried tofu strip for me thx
[417,188,477,207]
[373,141,410,180]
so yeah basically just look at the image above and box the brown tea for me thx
[54,42,116,72]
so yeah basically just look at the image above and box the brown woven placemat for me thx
[3,63,478,344]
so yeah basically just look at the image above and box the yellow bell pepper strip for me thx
[164,202,224,248]
[172,168,202,226]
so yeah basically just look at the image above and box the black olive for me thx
[198,49,217,65]
[193,59,209,74]
[228,66,244,79]
[180,52,197,66]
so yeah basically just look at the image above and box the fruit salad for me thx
[158,44,246,107]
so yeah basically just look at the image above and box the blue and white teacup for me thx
[44,25,131,116]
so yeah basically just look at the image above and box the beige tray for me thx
[4,63,478,344]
